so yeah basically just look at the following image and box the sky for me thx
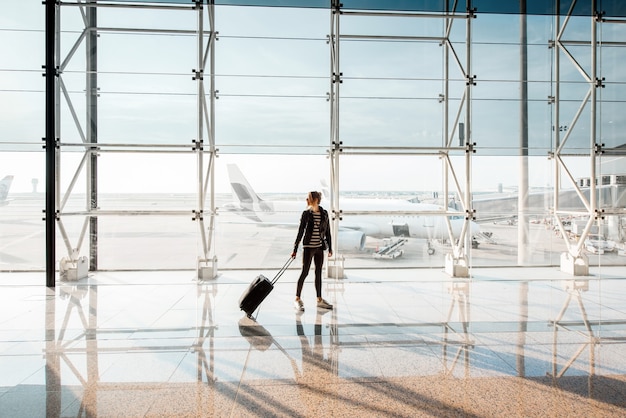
[1,1,622,195]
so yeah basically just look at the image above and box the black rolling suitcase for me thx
[239,257,294,318]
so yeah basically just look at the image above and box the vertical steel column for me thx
[553,2,561,232]
[196,0,218,278]
[589,1,598,225]
[463,4,474,258]
[86,0,98,271]
[443,7,450,221]
[518,1,530,265]
[45,0,57,287]
[196,1,204,218]
[329,0,341,270]
[207,0,217,259]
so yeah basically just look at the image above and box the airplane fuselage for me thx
[226,198,477,243]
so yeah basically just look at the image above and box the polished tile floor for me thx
[0,266,625,417]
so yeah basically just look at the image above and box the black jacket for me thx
[293,206,332,254]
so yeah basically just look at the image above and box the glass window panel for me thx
[58,73,196,145]
[216,5,328,39]
[97,33,196,74]
[97,92,197,144]
[341,40,443,80]
[527,47,552,83]
[473,44,553,85]
[600,20,626,44]
[335,155,474,268]
[1,7,45,150]
[216,37,327,78]
[340,97,443,147]
[342,78,441,100]
[600,101,626,150]
[556,102,592,154]
[472,44,520,83]
[600,47,626,83]
[472,99,521,154]
[474,14,520,44]
[558,16,592,42]
[97,152,198,198]
[558,45,593,82]
[215,154,329,270]
[215,96,329,152]
[0,92,45,147]
[341,13,444,38]
[0,30,43,70]
[0,151,45,271]
[528,101,554,154]
[340,155,437,190]
[97,216,198,270]
[96,7,195,31]
[471,155,559,267]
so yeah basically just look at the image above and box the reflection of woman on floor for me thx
[295,311,333,391]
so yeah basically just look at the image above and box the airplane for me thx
[223,164,480,256]
[0,175,13,207]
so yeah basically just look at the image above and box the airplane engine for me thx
[337,230,366,252]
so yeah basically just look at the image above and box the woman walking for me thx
[291,191,333,311]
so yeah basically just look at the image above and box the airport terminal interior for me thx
[1,0,626,416]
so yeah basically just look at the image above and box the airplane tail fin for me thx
[226,164,274,216]
[320,179,330,201]
[0,175,14,204]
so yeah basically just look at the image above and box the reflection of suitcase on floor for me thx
[239,257,293,318]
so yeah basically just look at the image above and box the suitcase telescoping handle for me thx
[271,257,294,285]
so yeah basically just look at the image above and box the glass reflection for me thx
[550,280,596,381]
[442,280,474,377]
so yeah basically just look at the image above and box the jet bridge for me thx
[372,238,407,259]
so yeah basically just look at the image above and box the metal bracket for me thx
[333,209,343,221]
[332,141,343,153]
[42,137,60,150]
[192,69,204,81]
[192,210,203,221]
[332,72,343,84]
[595,10,606,22]
[332,1,343,14]
[595,209,605,221]
[465,142,476,154]
[192,139,204,151]
[594,143,605,155]
[466,75,476,86]
[42,209,60,222]
[42,65,60,77]
[595,77,605,88]
[465,209,476,221]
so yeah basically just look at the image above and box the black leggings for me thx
[296,246,324,298]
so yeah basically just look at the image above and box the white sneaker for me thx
[294,299,304,312]
[317,298,333,310]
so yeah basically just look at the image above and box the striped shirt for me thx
[304,211,323,248]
